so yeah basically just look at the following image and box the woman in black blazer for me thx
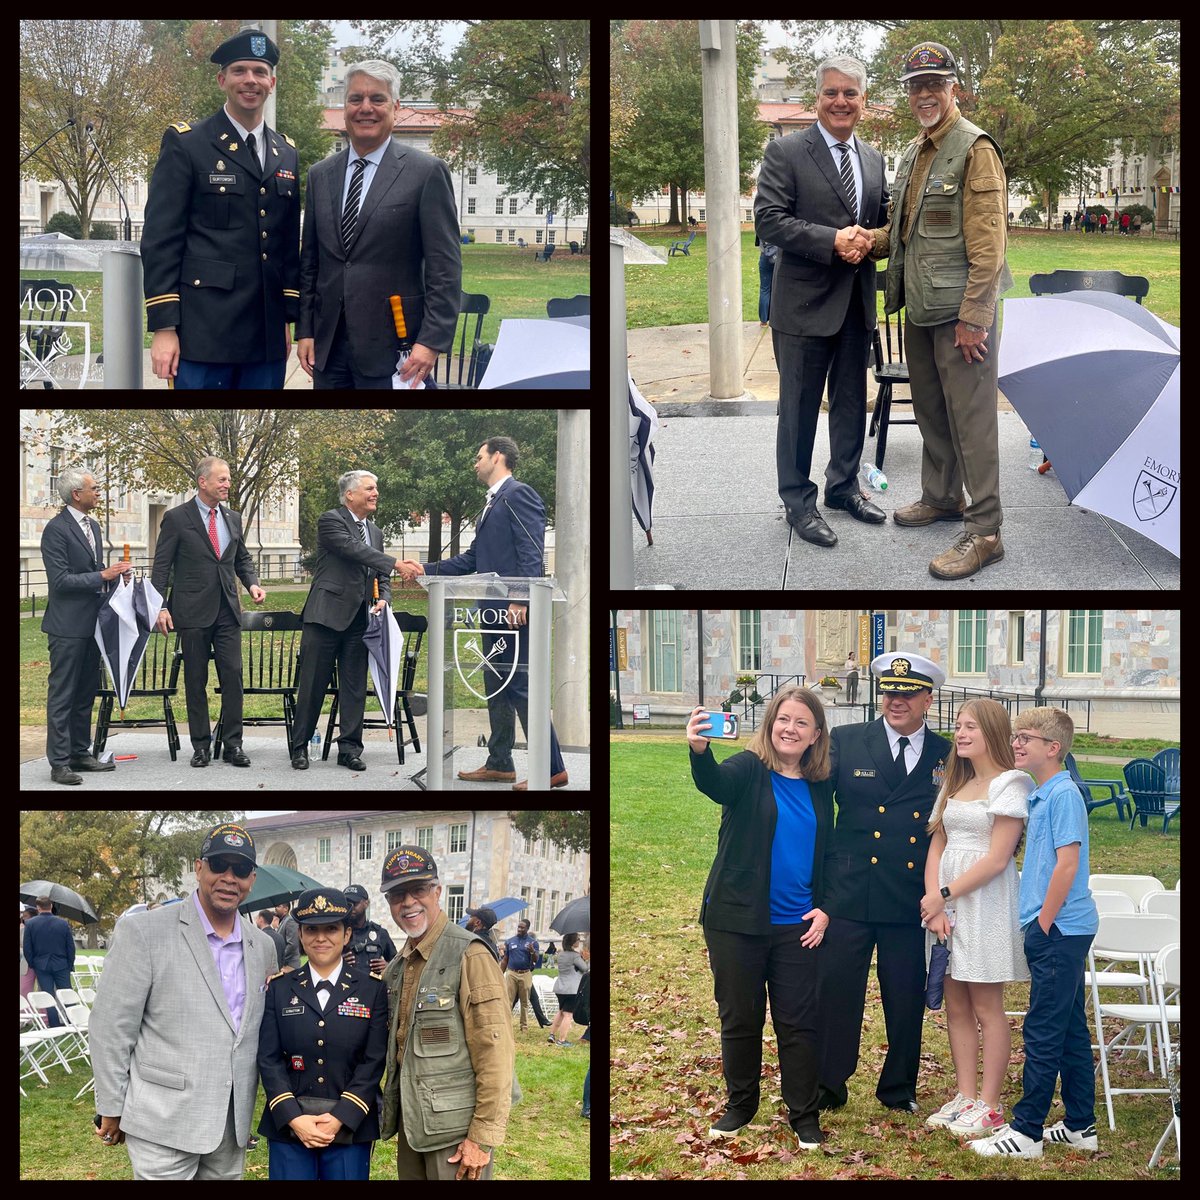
[688,686,837,1150]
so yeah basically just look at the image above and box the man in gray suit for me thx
[296,59,462,389]
[754,55,890,549]
[40,467,132,785]
[289,470,406,771]
[90,823,276,1179]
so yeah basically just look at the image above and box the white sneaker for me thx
[949,1100,1006,1137]
[1042,1121,1099,1151]
[925,1092,975,1128]
[971,1123,1043,1158]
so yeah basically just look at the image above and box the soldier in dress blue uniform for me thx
[257,887,388,1179]
[142,28,300,389]
[816,651,952,1114]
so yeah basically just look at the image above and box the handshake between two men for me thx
[834,224,874,265]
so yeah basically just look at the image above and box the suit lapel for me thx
[805,125,857,221]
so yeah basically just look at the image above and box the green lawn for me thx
[624,228,1179,329]
[612,732,1180,1180]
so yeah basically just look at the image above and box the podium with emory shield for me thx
[417,573,566,789]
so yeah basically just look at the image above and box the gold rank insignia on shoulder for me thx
[282,132,296,148]
[170,121,192,134]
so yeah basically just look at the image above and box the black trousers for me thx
[291,606,369,756]
[703,920,819,1127]
[480,630,565,775]
[45,634,101,766]
[816,915,927,1107]
[178,603,243,750]
[774,314,871,516]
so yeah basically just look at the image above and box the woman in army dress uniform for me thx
[257,888,388,1179]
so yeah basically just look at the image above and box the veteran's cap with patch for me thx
[898,42,959,83]
[380,846,438,895]
[199,822,256,864]
[871,651,946,693]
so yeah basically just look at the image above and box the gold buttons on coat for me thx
[907,862,915,869]
[874,831,881,839]
[878,806,886,813]
[870,857,878,865]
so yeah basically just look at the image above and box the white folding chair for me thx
[1088,873,1165,910]
[1091,913,1180,1130]
[1147,945,1181,1169]
[1142,891,1181,919]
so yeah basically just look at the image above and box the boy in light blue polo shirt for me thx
[973,707,1099,1159]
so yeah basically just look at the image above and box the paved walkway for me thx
[625,321,1179,590]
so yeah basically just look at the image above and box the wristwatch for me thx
[940,886,952,900]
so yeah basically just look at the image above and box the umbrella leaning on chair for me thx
[998,290,1179,557]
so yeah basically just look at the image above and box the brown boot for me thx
[929,532,1005,580]
[893,499,966,527]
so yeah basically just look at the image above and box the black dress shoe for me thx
[69,756,115,771]
[191,747,211,767]
[222,748,251,767]
[787,508,837,547]
[826,492,886,523]
[337,754,367,771]
[290,749,309,770]
[51,766,82,785]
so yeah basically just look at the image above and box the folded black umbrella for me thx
[925,937,950,1010]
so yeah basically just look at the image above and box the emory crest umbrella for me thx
[998,290,1179,556]
[95,574,164,716]
[362,600,404,739]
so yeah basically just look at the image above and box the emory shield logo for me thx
[1132,469,1176,522]
[454,628,519,701]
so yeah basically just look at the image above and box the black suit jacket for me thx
[691,745,837,934]
[298,140,463,374]
[151,502,259,628]
[823,718,953,923]
[40,508,106,637]
[302,508,394,632]
[753,124,889,337]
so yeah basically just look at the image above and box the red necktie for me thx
[208,506,221,557]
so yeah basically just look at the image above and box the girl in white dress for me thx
[919,699,1032,1138]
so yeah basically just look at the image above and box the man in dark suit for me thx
[290,471,406,771]
[151,457,264,767]
[753,55,890,548]
[40,469,132,785]
[401,437,567,789]
[296,59,462,389]
[817,651,951,1113]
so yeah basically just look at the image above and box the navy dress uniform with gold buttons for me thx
[141,29,300,389]
[816,651,952,1111]
[257,888,388,1179]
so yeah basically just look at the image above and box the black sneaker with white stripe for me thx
[708,1111,753,1138]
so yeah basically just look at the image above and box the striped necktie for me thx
[836,141,858,218]
[341,158,367,249]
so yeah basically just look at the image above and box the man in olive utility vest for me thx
[869,43,1014,580]
[377,847,514,1181]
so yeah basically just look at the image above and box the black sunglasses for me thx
[205,855,254,879]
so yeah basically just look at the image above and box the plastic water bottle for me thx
[859,462,888,492]
[310,730,321,756]
[1028,437,1042,471]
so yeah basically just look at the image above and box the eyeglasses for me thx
[1011,733,1055,747]
[905,77,952,95]
[204,855,254,879]
[389,883,435,901]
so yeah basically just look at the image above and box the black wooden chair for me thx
[867,275,915,470]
